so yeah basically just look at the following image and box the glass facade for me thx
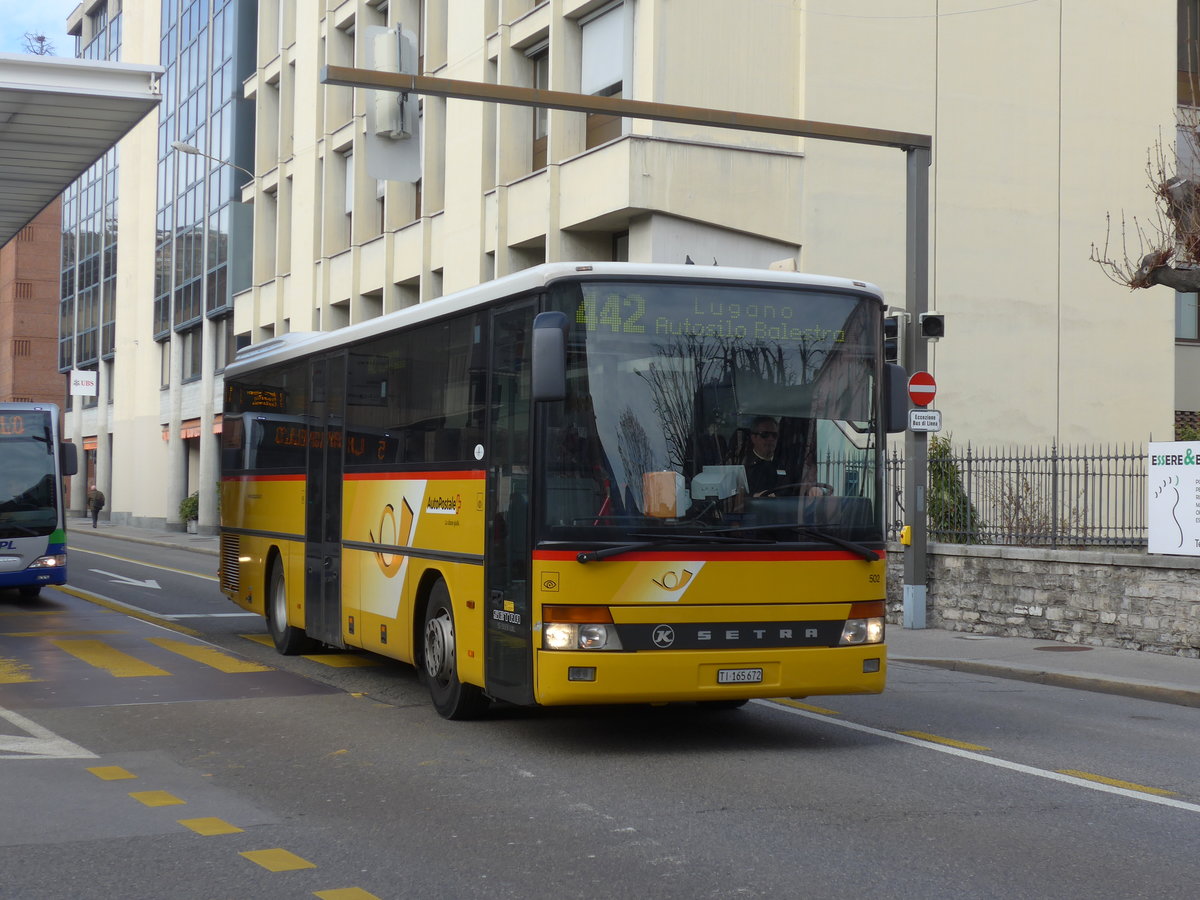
[59,3,123,409]
[154,0,256,370]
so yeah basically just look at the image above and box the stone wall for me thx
[885,544,1200,659]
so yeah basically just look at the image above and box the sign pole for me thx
[903,147,931,629]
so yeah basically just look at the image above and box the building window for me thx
[344,150,355,232]
[581,1,624,149]
[529,43,549,170]
[613,231,629,262]
[1181,0,1200,106]
[1177,291,1200,340]
[376,177,386,234]
[181,327,202,381]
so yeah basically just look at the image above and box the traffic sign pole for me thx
[903,148,930,630]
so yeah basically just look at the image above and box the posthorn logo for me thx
[651,625,675,648]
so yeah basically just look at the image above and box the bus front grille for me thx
[219,534,240,593]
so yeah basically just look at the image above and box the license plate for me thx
[717,667,763,684]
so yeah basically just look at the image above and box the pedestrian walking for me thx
[87,484,105,528]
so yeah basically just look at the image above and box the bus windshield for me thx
[539,278,882,545]
[0,411,59,539]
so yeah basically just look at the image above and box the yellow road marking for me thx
[0,610,66,618]
[129,790,185,807]
[55,585,201,637]
[315,889,384,900]
[52,640,171,677]
[1057,769,1178,797]
[145,637,273,673]
[5,630,125,637]
[304,653,382,668]
[179,817,244,836]
[0,657,39,684]
[238,634,380,667]
[87,766,136,781]
[241,848,317,872]
[899,730,991,752]
[771,698,839,715]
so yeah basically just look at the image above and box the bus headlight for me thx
[839,617,885,645]
[541,606,624,651]
[29,554,66,569]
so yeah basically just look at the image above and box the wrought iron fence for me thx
[886,440,1148,548]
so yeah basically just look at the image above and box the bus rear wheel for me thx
[422,580,488,720]
[267,562,317,655]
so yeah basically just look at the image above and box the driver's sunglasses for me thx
[751,431,779,438]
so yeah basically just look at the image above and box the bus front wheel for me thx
[267,562,317,655]
[421,580,488,720]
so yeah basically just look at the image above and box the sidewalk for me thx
[79,521,1200,709]
[80,520,219,556]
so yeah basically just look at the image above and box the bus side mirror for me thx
[61,441,79,477]
[885,364,908,434]
[531,310,568,402]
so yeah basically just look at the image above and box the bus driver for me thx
[742,416,790,497]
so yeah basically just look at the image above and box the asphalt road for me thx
[1,534,1197,899]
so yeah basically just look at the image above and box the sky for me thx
[0,1,81,56]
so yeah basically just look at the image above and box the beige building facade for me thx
[73,0,1183,531]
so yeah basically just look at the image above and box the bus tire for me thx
[17,586,41,599]
[421,580,488,720]
[266,560,317,655]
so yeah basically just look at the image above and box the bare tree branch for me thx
[21,33,55,56]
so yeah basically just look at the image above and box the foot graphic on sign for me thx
[1152,477,1183,548]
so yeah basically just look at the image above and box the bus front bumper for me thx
[533,644,886,706]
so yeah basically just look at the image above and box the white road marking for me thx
[758,700,1200,815]
[88,569,162,590]
[0,708,97,760]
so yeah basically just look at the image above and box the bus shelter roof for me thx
[0,53,163,248]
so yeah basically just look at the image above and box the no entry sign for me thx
[908,371,937,407]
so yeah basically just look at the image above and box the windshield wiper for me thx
[703,523,881,562]
[575,531,772,563]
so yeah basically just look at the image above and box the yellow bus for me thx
[219,262,907,718]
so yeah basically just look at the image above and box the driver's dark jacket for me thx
[744,455,790,496]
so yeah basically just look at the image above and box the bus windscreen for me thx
[0,411,59,539]
[541,279,882,543]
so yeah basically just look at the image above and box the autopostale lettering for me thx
[616,620,844,651]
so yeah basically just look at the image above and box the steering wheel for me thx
[768,481,834,497]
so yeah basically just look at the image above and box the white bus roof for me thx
[225,262,884,377]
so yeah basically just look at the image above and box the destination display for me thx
[575,290,849,343]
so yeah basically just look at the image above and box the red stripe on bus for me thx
[345,470,486,481]
[532,549,881,562]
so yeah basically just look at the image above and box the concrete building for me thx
[53,0,1187,532]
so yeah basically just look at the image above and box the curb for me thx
[892,656,1200,710]
[84,530,220,557]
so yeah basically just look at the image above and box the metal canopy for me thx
[0,52,163,248]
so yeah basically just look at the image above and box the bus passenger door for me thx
[305,352,346,647]
[484,302,535,705]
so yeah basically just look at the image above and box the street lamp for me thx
[170,140,254,184]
